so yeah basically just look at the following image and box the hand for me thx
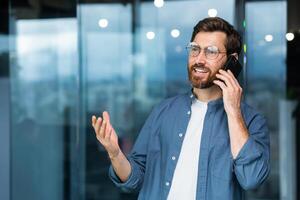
[92,111,120,159]
[213,69,243,116]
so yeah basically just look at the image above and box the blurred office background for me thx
[0,0,299,199]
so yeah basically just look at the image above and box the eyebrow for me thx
[191,42,218,49]
[191,42,226,51]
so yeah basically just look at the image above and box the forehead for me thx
[193,31,227,49]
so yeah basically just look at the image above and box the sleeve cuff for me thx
[108,157,142,192]
[234,137,262,165]
[108,165,133,187]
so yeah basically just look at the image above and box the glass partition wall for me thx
[9,12,81,200]
[244,1,287,199]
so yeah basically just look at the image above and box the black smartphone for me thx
[223,55,243,78]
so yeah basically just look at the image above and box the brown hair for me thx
[190,17,242,55]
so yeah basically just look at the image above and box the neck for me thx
[192,85,222,102]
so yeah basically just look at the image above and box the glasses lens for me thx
[187,43,200,57]
[205,46,219,59]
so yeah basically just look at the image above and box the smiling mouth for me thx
[193,66,209,73]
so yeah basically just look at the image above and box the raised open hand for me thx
[92,111,120,159]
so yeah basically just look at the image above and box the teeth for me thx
[194,68,207,73]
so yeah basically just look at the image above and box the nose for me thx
[194,50,206,65]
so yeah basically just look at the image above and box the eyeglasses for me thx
[186,42,227,60]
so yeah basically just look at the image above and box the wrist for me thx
[108,148,120,160]
[226,108,242,119]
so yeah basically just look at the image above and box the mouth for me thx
[192,66,209,74]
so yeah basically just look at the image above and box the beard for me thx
[187,63,217,89]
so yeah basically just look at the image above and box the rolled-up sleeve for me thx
[233,114,270,190]
[108,156,145,192]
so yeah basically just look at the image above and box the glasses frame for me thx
[186,42,227,60]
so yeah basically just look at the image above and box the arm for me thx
[214,69,249,158]
[232,114,270,190]
[93,107,158,192]
[92,111,131,182]
[226,110,249,159]
[214,69,270,189]
[108,107,157,191]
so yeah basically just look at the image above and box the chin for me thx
[195,83,214,89]
[192,82,212,89]
[191,80,214,89]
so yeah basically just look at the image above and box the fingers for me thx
[227,70,240,86]
[216,69,241,89]
[92,115,97,126]
[92,115,102,130]
[105,123,112,140]
[103,111,110,123]
[213,79,226,90]
[92,111,114,141]
[94,117,102,136]
[99,118,107,138]
[214,69,243,101]
[226,70,243,93]
[216,70,234,88]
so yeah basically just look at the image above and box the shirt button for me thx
[165,182,170,186]
[171,156,176,160]
[187,111,191,115]
[179,133,183,137]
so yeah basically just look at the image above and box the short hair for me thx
[190,17,242,56]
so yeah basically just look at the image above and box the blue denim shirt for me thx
[109,91,270,200]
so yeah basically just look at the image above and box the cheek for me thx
[209,60,224,74]
[188,58,195,66]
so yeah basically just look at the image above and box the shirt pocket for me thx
[211,138,233,181]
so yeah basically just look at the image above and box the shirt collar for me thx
[187,88,223,110]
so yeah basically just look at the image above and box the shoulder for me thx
[240,101,268,129]
[130,96,187,146]
[148,93,188,120]
[240,102,263,117]
[154,94,188,112]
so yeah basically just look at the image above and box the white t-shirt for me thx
[167,99,208,200]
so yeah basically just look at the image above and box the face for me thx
[187,31,228,89]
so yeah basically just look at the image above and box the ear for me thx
[231,53,238,60]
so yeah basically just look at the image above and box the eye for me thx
[191,45,200,51]
[206,46,219,55]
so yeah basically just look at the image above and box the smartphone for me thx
[223,55,243,78]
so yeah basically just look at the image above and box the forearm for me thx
[227,110,270,189]
[110,150,132,182]
[227,111,249,159]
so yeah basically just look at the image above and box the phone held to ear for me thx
[223,55,243,78]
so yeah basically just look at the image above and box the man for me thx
[91,17,270,200]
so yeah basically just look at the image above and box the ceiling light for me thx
[98,19,108,28]
[146,31,155,40]
[154,0,164,8]
[265,34,273,42]
[171,29,180,38]
[208,9,218,17]
[286,32,294,41]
